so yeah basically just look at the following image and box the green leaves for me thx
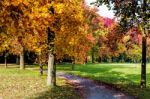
[95,0,149,30]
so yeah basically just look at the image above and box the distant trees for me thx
[95,0,149,88]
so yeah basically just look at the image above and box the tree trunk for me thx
[4,55,7,68]
[91,48,94,63]
[111,57,114,63]
[54,55,56,85]
[72,61,75,70]
[39,64,43,76]
[39,55,43,76]
[16,56,19,65]
[85,56,88,63]
[20,47,25,70]
[141,35,147,88]
[71,57,75,70]
[47,52,56,87]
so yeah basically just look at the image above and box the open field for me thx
[0,65,80,99]
[57,63,150,99]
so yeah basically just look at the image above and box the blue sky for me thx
[85,0,115,19]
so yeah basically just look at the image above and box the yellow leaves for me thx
[55,4,64,14]
[11,0,23,6]
[52,0,86,59]
[123,35,130,43]
[117,43,126,53]
[60,26,65,32]
[0,0,86,61]
[23,0,29,6]
[69,38,77,46]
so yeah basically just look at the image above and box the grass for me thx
[0,65,80,99]
[1,63,150,99]
[57,63,150,99]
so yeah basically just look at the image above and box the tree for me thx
[0,30,10,68]
[82,5,106,63]
[94,0,149,88]
[46,0,86,86]
[0,0,53,69]
[123,27,142,63]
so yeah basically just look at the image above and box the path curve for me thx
[58,72,134,99]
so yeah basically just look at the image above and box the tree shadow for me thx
[113,73,150,99]
[57,63,73,71]
[0,64,19,68]
[58,63,150,97]
[57,63,139,74]
[33,85,80,99]
[95,72,150,99]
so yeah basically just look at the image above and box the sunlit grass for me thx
[0,66,80,99]
[57,63,150,99]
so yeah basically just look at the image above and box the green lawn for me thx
[57,63,150,99]
[0,65,80,99]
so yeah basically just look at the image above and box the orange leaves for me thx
[54,3,64,14]
[0,0,52,55]
[10,0,23,6]
[86,33,96,44]
[51,0,86,60]
[0,0,91,63]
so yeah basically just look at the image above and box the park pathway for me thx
[58,72,134,99]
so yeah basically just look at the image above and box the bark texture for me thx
[141,36,147,88]
[20,47,25,70]
[47,52,56,87]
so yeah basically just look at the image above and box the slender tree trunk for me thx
[53,55,56,85]
[47,52,56,87]
[111,57,114,63]
[91,48,94,63]
[141,34,147,88]
[4,55,7,68]
[71,57,75,70]
[39,63,43,76]
[20,47,25,70]
[16,56,19,65]
[85,56,88,64]
[39,55,43,76]
[72,60,75,70]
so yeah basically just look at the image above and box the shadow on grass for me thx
[57,63,139,73]
[57,63,150,99]
[57,63,117,74]
[57,63,73,71]
[80,71,150,99]
[26,64,39,68]
[0,64,39,69]
[33,85,80,99]
[118,74,150,99]
[0,64,19,68]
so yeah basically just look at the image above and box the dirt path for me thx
[58,72,134,99]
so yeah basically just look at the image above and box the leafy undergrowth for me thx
[57,63,150,99]
[0,67,80,99]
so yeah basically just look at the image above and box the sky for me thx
[85,0,115,19]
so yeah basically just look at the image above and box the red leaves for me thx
[127,27,142,44]
[103,18,114,28]
[86,33,95,44]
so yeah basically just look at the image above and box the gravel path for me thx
[58,72,134,99]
